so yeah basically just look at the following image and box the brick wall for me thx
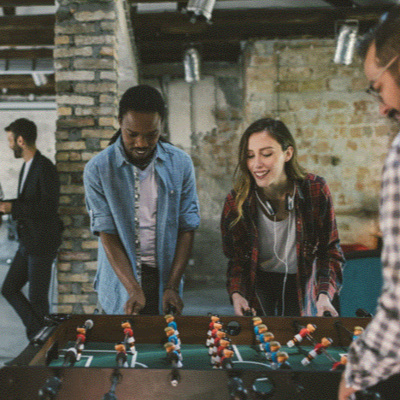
[54,0,122,313]
[243,39,396,248]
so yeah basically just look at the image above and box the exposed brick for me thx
[69,152,82,161]
[99,117,118,127]
[57,106,72,116]
[57,118,95,128]
[81,129,115,138]
[55,35,70,45]
[100,46,115,57]
[57,305,73,313]
[75,35,114,46]
[74,10,116,22]
[56,141,86,151]
[55,24,96,35]
[75,106,114,116]
[83,305,98,314]
[57,94,95,106]
[84,261,98,271]
[82,240,98,249]
[73,58,115,70]
[56,71,95,81]
[58,284,72,293]
[60,185,85,194]
[62,227,92,239]
[54,46,93,58]
[100,71,117,81]
[59,251,92,261]
[58,272,90,283]
[74,82,117,93]
[58,294,89,303]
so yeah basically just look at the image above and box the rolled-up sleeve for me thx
[84,160,117,235]
[178,155,200,231]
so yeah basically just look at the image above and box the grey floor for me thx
[0,221,233,366]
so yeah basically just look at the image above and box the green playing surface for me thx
[49,342,347,371]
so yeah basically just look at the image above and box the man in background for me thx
[0,118,62,340]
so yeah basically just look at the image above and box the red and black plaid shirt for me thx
[220,173,344,315]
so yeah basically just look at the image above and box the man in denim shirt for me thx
[84,85,200,315]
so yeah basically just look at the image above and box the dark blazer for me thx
[10,150,63,255]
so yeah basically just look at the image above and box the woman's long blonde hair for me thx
[232,118,307,226]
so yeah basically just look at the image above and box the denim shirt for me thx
[84,137,200,314]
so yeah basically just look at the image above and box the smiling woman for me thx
[220,117,344,318]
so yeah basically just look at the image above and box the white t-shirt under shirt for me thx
[138,160,157,268]
[257,203,297,274]
[19,158,33,194]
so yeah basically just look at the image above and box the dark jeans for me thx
[1,244,56,340]
[255,270,300,317]
[140,264,160,315]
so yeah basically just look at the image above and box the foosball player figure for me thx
[353,326,364,341]
[115,343,129,368]
[75,325,87,361]
[255,324,268,350]
[213,337,231,368]
[165,326,182,361]
[220,346,234,370]
[164,342,183,368]
[211,329,228,364]
[208,321,223,355]
[261,332,275,359]
[287,323,317,348]
[252,317,263,336]
[258,326,271,351]
[121,320,136,355]
[277,351,291,369]
[331,354,347,371]
[301,337,333,366]
[269,341,282,364]
[206,314,220,347]
[164,314,179,337]
[63,319,93,366]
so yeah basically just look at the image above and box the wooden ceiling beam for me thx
[0,1,54,6]
[0,48,53,59]
[0,14,54,46]
[132,6,386,63]
[132,7,386,38]
[0,74,55,95]
[323,0,356,8]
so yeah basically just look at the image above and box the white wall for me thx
[0,109,57,199]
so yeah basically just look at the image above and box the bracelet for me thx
[164,285,179,293]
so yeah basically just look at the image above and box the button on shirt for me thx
[84,136,200,314]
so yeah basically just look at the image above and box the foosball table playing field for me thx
[1,314,399,399]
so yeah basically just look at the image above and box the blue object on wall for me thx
[340,253,383,317]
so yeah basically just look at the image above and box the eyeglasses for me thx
[365,55,399,102]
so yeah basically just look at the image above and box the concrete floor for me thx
[0,221,233,366]
[0,221,28,366]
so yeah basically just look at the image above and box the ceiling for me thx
[0,0,397,96]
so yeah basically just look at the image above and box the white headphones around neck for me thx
[257,191,295,217]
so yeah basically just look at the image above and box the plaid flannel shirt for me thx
[220,173,344,316]
[345,132,400,390]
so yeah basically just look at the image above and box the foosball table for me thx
[1,314,398,399]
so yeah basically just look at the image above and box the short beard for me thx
[13,145,23,158]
